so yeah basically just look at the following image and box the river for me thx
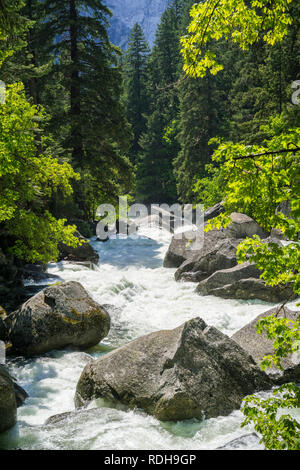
[0,225,297,450]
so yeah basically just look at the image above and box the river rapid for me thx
[0,226,298,450]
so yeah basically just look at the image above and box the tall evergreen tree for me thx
[40,0,133,218]
[123,23,150,166]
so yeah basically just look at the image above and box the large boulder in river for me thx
[196,263,261,294]
[232,306,300,384]
[175,237,241,282]
[0,364,17,433]
[6,281,110,356]
[59,231,99,264]
[164,212,268,270]
[196,263,295,302]
[75,317,271,421]
[163,229,228,269]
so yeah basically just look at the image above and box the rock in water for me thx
[13,382,28,407]
[196,266,295,302]
[196,263,262,295]
[175,237,241,281]
[232,306,300,384]
[0,364,17,433]
[75,318,271,421]
[217,433,261,450]
[6,281,110,356]
[164,212,268,270]
[164,229,228,269]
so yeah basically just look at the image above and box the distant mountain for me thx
[105,0,170,49]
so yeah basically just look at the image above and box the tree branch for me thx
[233,147,300,161]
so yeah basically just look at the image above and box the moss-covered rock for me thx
[6,281,110,356]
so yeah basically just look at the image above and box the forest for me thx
[0,0,299,452]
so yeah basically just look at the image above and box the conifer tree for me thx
[123,23,150,166]
[40,0,133,218]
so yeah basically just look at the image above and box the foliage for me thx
[28,0,134,218]
[193,162,226,208]
[181,0,300,448]
[0,0,29,66]
[0,83,80,263]
[206,116,300,292]
[242,384,300,450]
[255,314,300,370]
[241,311,300,451]
[203,116,300,449]
[181,0,294,78]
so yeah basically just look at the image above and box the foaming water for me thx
[0,227,298,450]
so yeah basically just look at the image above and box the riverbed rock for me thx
[59,231,99,264]
[6,281,110,356]
[196,263,261,294]
[174,237,241,281]
[196,263,295,302]
[163,229,228,269]
[225,213,269,239]
[75,317,271,421]
[164,212,268,270]
[0,365,17,433]
[232,306,300,384]
[217,433,261,450]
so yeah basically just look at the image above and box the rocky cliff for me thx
[105,0,170,49]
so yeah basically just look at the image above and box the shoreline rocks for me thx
[163,206,294,303]
[232,306,300,384]
[75,317,271,421]
[196,262,295,302]
[5,281,110,357]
